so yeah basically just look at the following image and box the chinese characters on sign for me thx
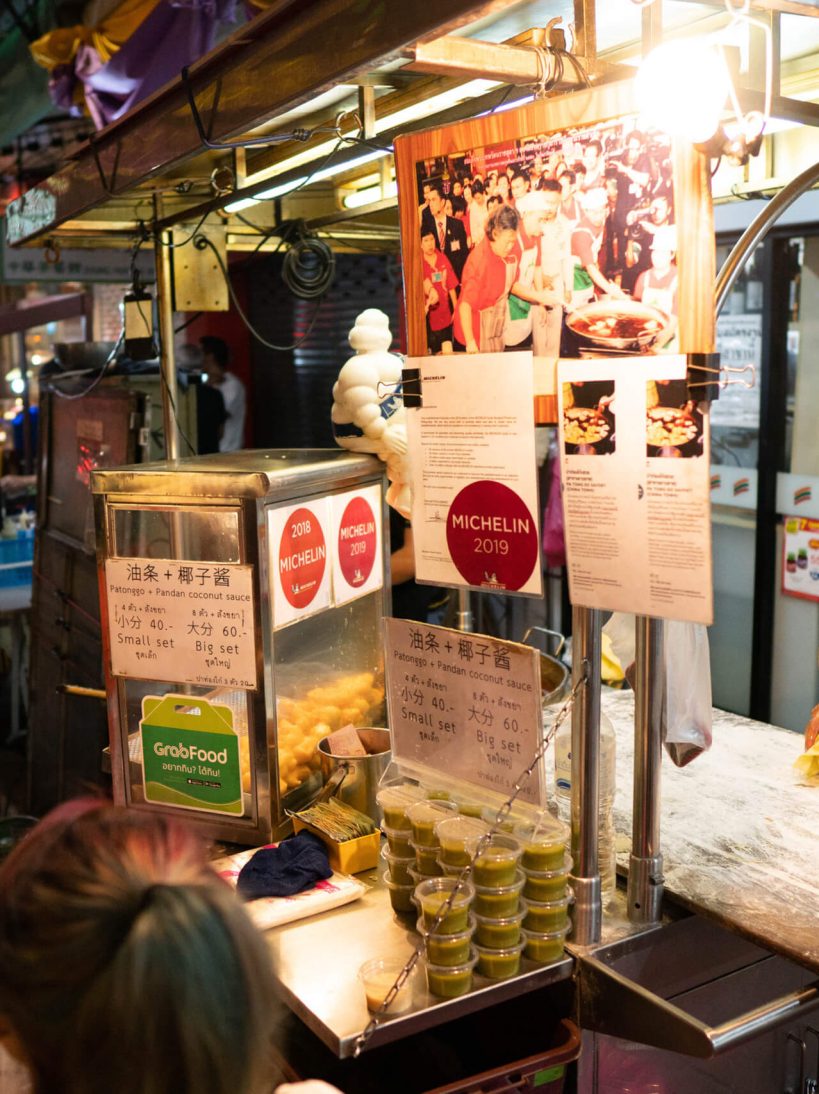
[105,557,257,689]
[385,618,544,806]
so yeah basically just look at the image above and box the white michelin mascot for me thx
[331,308,411,517]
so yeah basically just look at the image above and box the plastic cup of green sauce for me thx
[522,857,572,903]
[384,874,417,915]
[472,834,523,887]
[425,948,478,998]
[382,824,414,858]
[473,905,527,949]
[411,841,444,877]
[381,844,415,886]
[514,815,569,872]
[406,800,459,848]
[416,915,476,967]
[522,895,571,933]
[473,869,526,918]
[474,938,526,980]
[522,926,569,965]
[416,877,475,934]
[436,816,490,867]
[377,785,425,831]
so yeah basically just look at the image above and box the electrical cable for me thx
[159,368,197,456]
[48,331,124,401]
[174,311,203,334]
[282,233,336,298]
[194,234,326,351]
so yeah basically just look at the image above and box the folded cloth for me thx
[237,831,332,899]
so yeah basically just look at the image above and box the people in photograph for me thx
[421,181,469,280]
[622,192,674,292]
[454,204,522,354]
[571,188,626,306]
[421,226,459,354]
[557,169,581,232]
[200,335,246,452]
[634,225,678,316]
[580,140,605,191]
[468,178,489,245]
[496,173,511,204]
[533,180,574,357]
[510,168,530,204]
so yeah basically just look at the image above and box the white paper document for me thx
[557,355,713,624]
[405,353,542,597]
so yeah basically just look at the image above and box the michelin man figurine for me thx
[331,308,411,517]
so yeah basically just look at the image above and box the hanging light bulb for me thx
[635,39,732,145]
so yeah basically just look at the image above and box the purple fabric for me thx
[48,63,83,115]
[60,0,240,128]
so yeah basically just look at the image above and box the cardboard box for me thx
[292,815,380,875]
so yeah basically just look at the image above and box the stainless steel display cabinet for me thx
[91,450,388,845]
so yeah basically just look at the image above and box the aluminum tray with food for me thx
[562,407,611,447]
[645,407,699,448]
[567,300,671,351]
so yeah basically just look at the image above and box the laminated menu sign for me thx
[384,617,545,806]
[105,557,257,689]
[558,354,712,624]
[404,353,542,597]
[331,484,383,606]
[782,517,819,602]
[268,498,332,628]
[140,694,242,814]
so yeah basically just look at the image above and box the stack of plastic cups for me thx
[377,785,425,914]
[414,877,476,998]
[405,799,458,880]
[515,815,572,964]
[469,834,527,979]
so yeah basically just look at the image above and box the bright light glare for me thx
[343,180,398,209]
[636,41,731,144]
[10,378,25,395]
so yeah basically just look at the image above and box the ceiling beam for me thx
[4,0,518,245]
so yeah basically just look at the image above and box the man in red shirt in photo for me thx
[421,226,459,354]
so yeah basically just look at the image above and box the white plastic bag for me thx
[663,620,713,767]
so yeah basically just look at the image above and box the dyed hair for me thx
[485,203,519,239]
[0,799,278,1094]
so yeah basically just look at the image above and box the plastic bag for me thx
[542,444,566,568]
[663,620,712,767]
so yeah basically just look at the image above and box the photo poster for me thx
[557,354,713,624]
[782,517,819,602]
[405,352,543,598]
[393,80,715,422]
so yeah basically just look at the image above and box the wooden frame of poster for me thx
[394,79,715,422]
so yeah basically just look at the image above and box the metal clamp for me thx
[686,352,756,402]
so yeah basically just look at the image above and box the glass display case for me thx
[91,449,387,844]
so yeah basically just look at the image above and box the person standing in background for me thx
[200,335,246,452]
[177,343,227,455]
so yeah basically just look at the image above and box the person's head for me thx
[199,335,229,383]
[426,183,445,218]
[0,799,278,1094]
[604,167,619,202]
[650,225,676,274]
[452,180,463,197]
[583,139,602,170]
[471,178,485,200]
[176,343,204,372]
[558,169,576,198]
[538,177,563,221]
[485,204,519,257]
[421,180,432,204]
[486,194,501,215]
[421,227,437,256]
[496,174,511,200]
[649,194,671,225]
[581,187,609,228]
[444,198,454,217]
[515,191,548,237]
[450,195,467,216]
[510,170,529,201]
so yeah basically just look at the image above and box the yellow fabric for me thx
[601,632,625,688]
[30,0,163,71]
[794,741,819,780]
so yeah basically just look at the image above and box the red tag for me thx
[279,506,327,609]
[338,495,377,588]
[446,480,538,591]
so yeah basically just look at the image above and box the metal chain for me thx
[352,665,587,1057]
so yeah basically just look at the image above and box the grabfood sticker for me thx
[140,695,243,815]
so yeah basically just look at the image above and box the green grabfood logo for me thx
[141,695,243,815]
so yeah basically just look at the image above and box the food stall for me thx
[6,1,819,1090]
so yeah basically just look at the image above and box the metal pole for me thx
[628,615,665,923]
[570,604,602,945]
[456,588,473,632]
[154,197,180,461]
[15,331,32,475]
[714,159,819,316]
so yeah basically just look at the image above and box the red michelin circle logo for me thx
[338,495,377,588]
[279,506,326,608]
[446,480,538,591]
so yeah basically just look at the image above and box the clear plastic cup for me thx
[473,904,527,949]
[380,843,415,886]
[359,958,416,1014]
[522,925,569,965]
[435,815,490,867]
[415,877,475,934]
[411,840,444,878]
[425,948,478,998]
[474,938,526,979]
[513,815,570,872]
[381,824,413,858]
[376,785,425,831]
[406,800,459,848]
[522,855,573,903]
[383,871,416,914]
[472,834,523,887]
[416,914,476,967]
[473,868,526,918]
[522,895,571,934]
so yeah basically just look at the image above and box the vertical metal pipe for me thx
[154,198,180,461]
[16,331,32,474]
[628,615,665,923]
[456,588,473,632]
[570,604,602,945]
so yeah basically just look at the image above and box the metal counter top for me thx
[264,868,573,1059]
[604,690,819,975]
